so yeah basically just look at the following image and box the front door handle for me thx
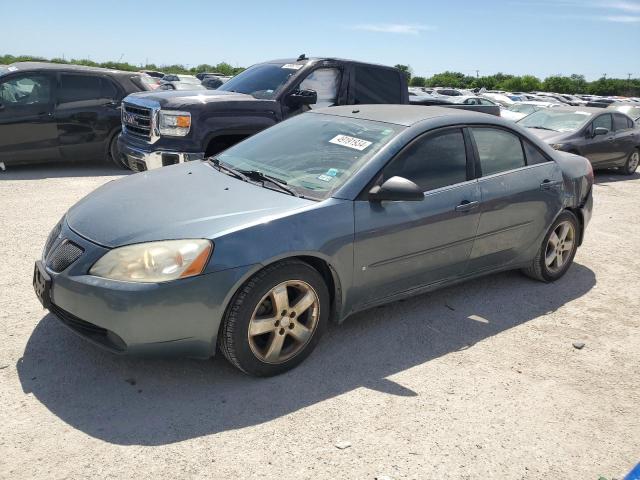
[455,200,479,212]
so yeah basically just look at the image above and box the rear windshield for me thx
[217,63,303,99]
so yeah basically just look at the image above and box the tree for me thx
[394,64,412,82]
[410,76,426,87]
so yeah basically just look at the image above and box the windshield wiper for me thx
[527,126,558,132]
[209,158,249,181]
[238,170,300,197]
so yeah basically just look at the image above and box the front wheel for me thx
[218,260,329,376]
[522,211,579,282]
[621,149,639,176]
[107,133,129,169]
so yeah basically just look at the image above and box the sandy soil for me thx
[0,162,638,480]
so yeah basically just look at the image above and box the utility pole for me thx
[475,70,479,78]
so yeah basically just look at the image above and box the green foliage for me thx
[394,64,412,81]
[0,53,245,76]
[2,53,638,95]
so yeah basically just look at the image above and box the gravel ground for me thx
[1,162,638,480]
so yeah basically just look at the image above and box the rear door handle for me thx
[540,179,563,190]
[455,200,479,212]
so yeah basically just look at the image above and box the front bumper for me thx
[36,220,255,358]
[117,134,204,172]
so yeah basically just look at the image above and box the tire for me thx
[218,259,330,376]
[621,149,640,176]
[107,132,129,169]
[522,211,579,282]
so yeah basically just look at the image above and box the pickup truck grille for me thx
[122,102,153,139]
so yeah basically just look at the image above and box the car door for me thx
[467,127,564,272]
[0,71,58,166]
[612,113,637,165]
[353,127,481,306]
[581,113,617,167]
[55,73,116,161]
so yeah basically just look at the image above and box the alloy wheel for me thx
[629,151,640,173]
[248,280,320,364]
[544,221,576,273]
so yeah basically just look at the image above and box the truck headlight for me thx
[158,110,191,136]
[90,239,212,283]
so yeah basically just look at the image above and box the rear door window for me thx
[613,113,630,131]
[58,74,102,105]
[522,139,549,165]
[471,127,525,175]
[353,66,402,104]
[100,77,119,100]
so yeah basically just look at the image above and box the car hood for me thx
[67,162,314,248]
[126,89,269,110]
[525,128,571,143]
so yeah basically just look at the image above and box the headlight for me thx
[550,143,564,150]
[90,239,212,283]
[158,110,191,136]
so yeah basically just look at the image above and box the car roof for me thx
[310,104,494,127]
[262,57,398,71]
[5,61,138,77]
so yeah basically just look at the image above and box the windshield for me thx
[217,63,302,99]
[0,66,8,77]
[213,113,404,200]
[518,109,592,132]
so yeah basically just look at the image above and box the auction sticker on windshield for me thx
[329,135,372,151]
[282,64,304,70]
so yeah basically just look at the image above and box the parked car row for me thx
[139,70,233,91]
[11,55,637,376]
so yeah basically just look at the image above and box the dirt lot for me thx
[0,162,638,480]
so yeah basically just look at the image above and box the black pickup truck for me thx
[118,56,497,171]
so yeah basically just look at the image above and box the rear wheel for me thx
[523,211,579,282]
[218,260,329,376]
[621,149,639,176]
[107,133,129,169]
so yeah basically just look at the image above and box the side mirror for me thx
[287,89,317,107]
[368,176,424,202]
[593,127,609,137]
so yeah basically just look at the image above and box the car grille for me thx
[122,102,153,139]
[43,219,63,258]
[46,240,84,272]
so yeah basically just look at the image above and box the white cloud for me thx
[603,14,640,21]
[351,24,434,35]
[607,1,640,13]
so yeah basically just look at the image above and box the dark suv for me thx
[0,62,150,168]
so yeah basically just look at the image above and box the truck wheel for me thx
[218,259,329,376]
[522,211,579,282]
[107,133,129,169]
[622,149,639,176]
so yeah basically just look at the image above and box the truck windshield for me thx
[213,113,404,200]
[217,63,302,100]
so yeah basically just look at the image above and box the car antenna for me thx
[297,53,307,61]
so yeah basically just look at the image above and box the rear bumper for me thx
[117,134,204,171]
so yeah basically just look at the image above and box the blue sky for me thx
[1,0,639,79]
